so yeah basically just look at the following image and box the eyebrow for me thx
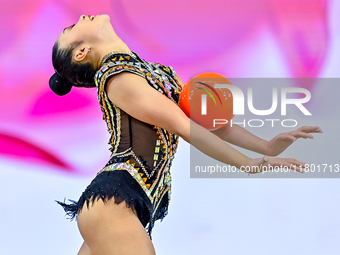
[63,24,75,34]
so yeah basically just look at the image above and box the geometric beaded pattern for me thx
[94,51,182,219]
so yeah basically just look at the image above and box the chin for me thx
[99,14,110,21]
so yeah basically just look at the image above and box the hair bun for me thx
[49,73,72,96]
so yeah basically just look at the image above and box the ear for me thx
[74,46,90,62]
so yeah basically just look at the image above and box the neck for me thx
[93,40,131,70]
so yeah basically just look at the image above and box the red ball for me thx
[179,72,234,131]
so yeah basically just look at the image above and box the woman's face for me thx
[57,14,111,48]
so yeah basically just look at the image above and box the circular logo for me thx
[180,72,234,131]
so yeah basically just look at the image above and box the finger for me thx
[287,158,309,167]
[289,164,304,173]
[283,134,297,142]
[273,133,296,143]
[297,126,323,133]
[268,158,308,173]
[288,158,310,173]
[314,127,323,133]
[275,159,305,173]
[266,161,304,173]
[288,131,314,139]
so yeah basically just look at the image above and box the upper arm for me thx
[105,72,190,140]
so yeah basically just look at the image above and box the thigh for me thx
[77,197,156,255]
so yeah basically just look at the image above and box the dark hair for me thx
[49,41,96,96]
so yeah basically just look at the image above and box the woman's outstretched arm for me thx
[211,123,322,156]
[105,72,309,173]
[211,123,268,154]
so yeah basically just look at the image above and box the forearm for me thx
[180,120,251,169]
[211,124,268,155]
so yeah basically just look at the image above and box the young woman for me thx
[50,14,322,255]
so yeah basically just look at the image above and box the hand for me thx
[262,126,323,156]
[246,155,309,174]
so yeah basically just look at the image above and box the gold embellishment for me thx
[97,162,151,198]
[100,51,134,66]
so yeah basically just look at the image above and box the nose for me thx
[79,15,86,21]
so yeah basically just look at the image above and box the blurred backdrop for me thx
[0,0,339,254]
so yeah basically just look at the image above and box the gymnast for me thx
[50,14,322,255]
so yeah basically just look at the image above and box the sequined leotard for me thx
[57,51,182,237]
